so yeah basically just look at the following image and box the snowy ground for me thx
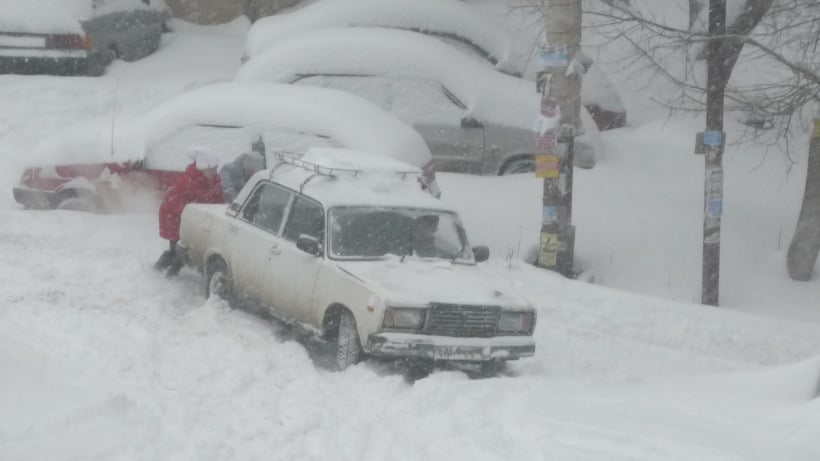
[1,16,820,461]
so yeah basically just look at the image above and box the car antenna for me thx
[109,77,120,159]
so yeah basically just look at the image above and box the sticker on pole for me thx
[705,168,723,218]
[536,131,558,152]
[538,45,568,67]
[540,97,558,118]
[542,206,558,225]
[703,130,723,146]
[814,119,820,138]
[538,232,559,267]
[535,154,560,178]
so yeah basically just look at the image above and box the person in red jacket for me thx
[154,149,224,276]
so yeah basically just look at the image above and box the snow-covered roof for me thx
[0,0,166,35]
[236,27,603,150]
[244,0,513,71]
[247,147,446,210]
[237,27,539,129]
[31,82,432,171]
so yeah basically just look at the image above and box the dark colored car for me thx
[0,0,169,76]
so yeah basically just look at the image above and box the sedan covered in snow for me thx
[242,0,626,131]
[13,82,437,212]
[179,148,536,372]
[0,0,169,76]
[237,27,606,173]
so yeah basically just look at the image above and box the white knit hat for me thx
[192,148,219,170]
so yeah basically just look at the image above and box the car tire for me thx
[206,259,235,307]
[499,157,535,175]
[57,196,100,213]
[334,309,362,371]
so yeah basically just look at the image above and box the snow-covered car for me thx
[242,0,626,131]
[178,148,536,372]
[13,82,437,212]
[0,0,169,76]
[237,27,605,173]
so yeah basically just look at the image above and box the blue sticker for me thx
[542,206,558,224]
[707,199,722,218]
[703,130,723,146]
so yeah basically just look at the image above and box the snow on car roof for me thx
[244,0,513,69]
[244,147,445,210]
[0,0,165,35]
[236,26,605,154]
[237,27,539,130]
[30,82,432,171]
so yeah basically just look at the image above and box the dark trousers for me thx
[154,240,183,276]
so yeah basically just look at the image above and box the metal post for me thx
[701,0,726,306]
[535,0,581,276]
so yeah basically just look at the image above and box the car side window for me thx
[388,78,466,124]
[282,196,325,242]
[241,183,292,234]
[293,75,392,112]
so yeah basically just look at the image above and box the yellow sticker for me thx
[538,232,559,267]
[814,119,820,138]
[535,154,560,178]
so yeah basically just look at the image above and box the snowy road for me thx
[1,18,820,461]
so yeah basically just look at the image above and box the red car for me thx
[12,82,439,213]
[14,160,179,212]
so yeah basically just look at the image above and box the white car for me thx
[0,0,168,76]
[237,27,605,172]
[178,148,536,372]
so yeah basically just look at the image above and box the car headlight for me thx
[382,307,426,330]
[497,311,535,335]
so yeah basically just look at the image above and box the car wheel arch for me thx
[498,154,536,175]
[55,188,104,212]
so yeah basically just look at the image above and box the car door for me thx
[387,79,485,174]
[264,194,325,323]
[229,181,293,304]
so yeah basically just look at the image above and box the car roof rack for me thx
[268,151,421,194]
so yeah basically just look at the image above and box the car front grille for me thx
[424,303,500,338]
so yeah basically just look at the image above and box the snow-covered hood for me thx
[335,259,533,309]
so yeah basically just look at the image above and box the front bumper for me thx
[0,49,109,76]
[13,186,58,209]
[366,332,535,362]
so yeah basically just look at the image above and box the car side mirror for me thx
[460,117,483,129]
[297,234,323,256]
[472,245,490,262]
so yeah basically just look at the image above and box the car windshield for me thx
[329,207,471,261]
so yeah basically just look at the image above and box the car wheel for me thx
[57,196,100,213]
[334,309,362,371]
[206,259,235,307]
[499,157,535,175]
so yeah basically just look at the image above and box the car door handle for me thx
[269,245,281,256]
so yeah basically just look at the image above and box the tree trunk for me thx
[787,111,820,281]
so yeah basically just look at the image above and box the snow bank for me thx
[244,0,513,69]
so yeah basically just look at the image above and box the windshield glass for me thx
[329,207,471,261]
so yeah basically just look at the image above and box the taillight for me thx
[45,34,93,50]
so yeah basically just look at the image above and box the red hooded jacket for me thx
[159,163,224,241]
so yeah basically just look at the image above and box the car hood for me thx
[335,259,532,309]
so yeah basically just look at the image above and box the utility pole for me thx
[534,0,582,276]
[700,0,726,306]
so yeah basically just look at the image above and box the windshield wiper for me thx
[400,233,414,263]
